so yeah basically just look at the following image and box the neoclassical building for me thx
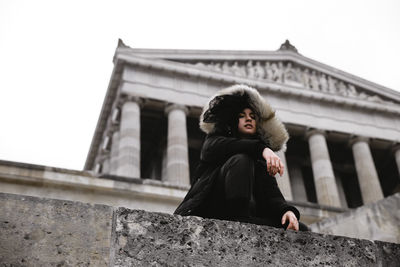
[83,39,400,224]
[0,39,398,229]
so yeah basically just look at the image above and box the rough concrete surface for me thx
[310,193,400,243]
[1,192,400,267]
[112,208,400,267]
[0,193,113,266]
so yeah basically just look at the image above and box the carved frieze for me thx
[190,60,395,105]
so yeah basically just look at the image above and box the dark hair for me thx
[203,92,259,138]
[211,106,257,138]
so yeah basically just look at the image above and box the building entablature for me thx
[114,53,400,114]
[116,42,400,104]
[85,50,400,170]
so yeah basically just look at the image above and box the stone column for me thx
[94,162,102,174]
[350,137,384,204]
[116,97,142,178]
[164,104,190,186]
[335,174,348,208]
[393,145,400,177]
[276,151,293,200]
[306,130,341,207]
[109,131,120,175]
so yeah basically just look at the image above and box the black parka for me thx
[174,134,300,221]
[174,84,300,222]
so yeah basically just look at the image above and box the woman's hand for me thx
[281,211,299,231]
[262,147,284,176]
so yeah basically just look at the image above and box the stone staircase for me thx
[0,192,399,266]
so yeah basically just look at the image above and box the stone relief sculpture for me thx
[254,61,265,79]
[271,62,283,82]
[327,76,337,94]
[337,81,348,97]
[246,61,256,79]
[347,84,358,97]
[301,69,310,88]
[310,71,320,91]
[283,63,302,85]
[195,62,207,69]
[232,61,246,77]
[264,62,274,81]
[189,60,395,105]
[210,62,222,72]
[319,74,329,93]
[222,61,231,75]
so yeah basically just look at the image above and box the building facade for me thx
[84,39,400,224]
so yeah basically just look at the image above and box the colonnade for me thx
[99,97,191,187]
[96,96,400,208]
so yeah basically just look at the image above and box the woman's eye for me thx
[238,113,244,118]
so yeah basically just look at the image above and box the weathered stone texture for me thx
[112,208,400,267]
[310,193,400,243]
[1,192,399,267]
[0,193,113,266]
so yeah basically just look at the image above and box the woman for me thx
[174,84,303,231]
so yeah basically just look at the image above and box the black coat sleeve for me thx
[255,159,300,221]
[200,135,267,164]
[264,175,300,220]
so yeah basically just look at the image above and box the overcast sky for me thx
[0,0,399,170]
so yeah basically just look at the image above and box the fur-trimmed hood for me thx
[199,84,289,151]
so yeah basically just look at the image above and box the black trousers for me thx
[201,154,308,231]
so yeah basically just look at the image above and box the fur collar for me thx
[199,84,289,151]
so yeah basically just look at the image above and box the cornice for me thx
[117,47,400,103]
[84,60,125,170]
[115,53,400,115]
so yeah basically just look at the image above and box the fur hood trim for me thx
[199,84,289,151]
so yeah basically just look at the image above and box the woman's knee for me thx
[225,153,253,169]
[221,154,254,198]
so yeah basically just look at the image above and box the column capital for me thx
[119,94,145,107]
[348,136,370,147]
[305,128,326,140]
[165,103,189,116]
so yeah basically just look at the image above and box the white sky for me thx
[0,0,399,170]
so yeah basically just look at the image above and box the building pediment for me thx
[116,40,400,106]
[183,59,397,106]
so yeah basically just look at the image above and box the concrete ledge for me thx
[0,193,113,266]
[1,192,399,266]
[0,159,187,214]
[112,208,400,266]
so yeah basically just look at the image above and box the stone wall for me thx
[0,159,187,214]
[0,193,113,266]
[1,192,399,266]
[0,159,344,223]
[310,193,400,243]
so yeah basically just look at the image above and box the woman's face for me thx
[237,108,257,137]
